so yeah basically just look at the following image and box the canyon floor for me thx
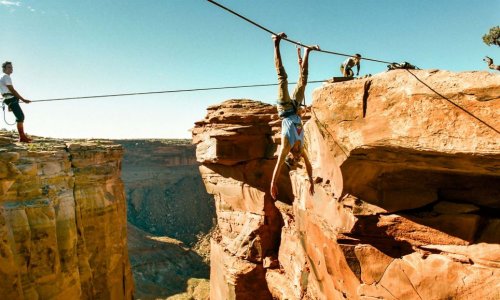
[117,139,215,300]
[127,223,210,300]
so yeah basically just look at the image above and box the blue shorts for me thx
[4,97,25,122]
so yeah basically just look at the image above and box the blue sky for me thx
[1,0,498,139]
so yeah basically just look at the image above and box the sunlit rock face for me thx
[193,100,284,300]
[0,132,133,300]
[193,70,500,300]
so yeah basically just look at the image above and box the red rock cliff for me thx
[192,70,500,300]
[0,133,134,300]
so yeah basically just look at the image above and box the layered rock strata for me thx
[0,132,133,300]
[193,70,500,299]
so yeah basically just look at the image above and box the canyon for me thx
[0,69,498,300]
[0,135,214,300]
[119,139,214,246]
[192,69,500,299]
[118,139,214,299]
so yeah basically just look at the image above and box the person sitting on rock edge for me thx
[270,32,317,200]
[0,61,32,143]
[340,54,362,77]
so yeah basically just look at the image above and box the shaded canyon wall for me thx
[118,139,215,246]
[117,139,214,299]
[192,70,500,299]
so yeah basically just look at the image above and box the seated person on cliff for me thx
[340,54,362,77]
[270,32,317,200]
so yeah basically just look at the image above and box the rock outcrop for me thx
[192,70,500,299]
[0,132,133,300]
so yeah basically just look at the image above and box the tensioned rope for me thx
[207,0,395,65]
[207,0,499,135]
[28,0,393,103]
[4,1,497,135]
[30,80,327,102]
[405,69,499,135]
[27,0,397,103]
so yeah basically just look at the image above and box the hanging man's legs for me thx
[292,45,320,107]
[274,33,293,117]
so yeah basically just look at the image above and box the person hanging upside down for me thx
[270,32,318,200]
[0,61,32,143]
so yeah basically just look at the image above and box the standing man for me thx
[270,32,317,200]
[0,61,32,143]
[340,54,362,77]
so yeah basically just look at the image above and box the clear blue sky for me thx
[1,0,498,139]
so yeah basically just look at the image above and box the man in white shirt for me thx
[1,61,32,142]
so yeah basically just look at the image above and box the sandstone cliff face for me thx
[0,132,133,300]
[192,70,500,300]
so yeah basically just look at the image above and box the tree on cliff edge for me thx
[483,26,500,47]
